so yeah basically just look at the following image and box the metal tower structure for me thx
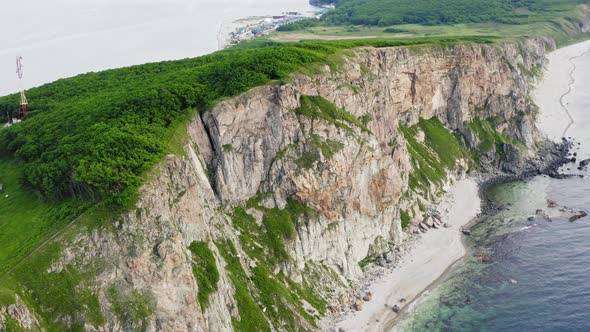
[16,56,28,119]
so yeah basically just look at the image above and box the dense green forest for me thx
[0,37,493,205]
[319,0,589,26]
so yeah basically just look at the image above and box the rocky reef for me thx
[1,38,572,331]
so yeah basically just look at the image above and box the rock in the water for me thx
[535,209,552,222]
[443,223,451,228]
[547,200,558,208]
[363,292,373,302]
[580,159,590,168]
[462,229,472,235]
[476,254,493,263]
[569,211,588,222]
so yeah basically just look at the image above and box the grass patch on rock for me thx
[188,241,219,311]
[464,117,524,159]
[400,117,471,193]
[400,209,411,229]
[215,240,271,332]
[294,95,370,134]
[107,286,156,331]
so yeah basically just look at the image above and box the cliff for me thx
[0,38,566,331]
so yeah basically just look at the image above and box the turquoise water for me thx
[393,175,590,331]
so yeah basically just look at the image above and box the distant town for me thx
[222,5,333,48]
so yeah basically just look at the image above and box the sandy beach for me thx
[334,178,481,331]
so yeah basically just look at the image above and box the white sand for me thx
[334,178,480,331]
[535,40,590,142]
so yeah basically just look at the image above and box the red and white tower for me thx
[16,56,28,119]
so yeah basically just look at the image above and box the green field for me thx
[0,159,87,275]
[273,1,590,47]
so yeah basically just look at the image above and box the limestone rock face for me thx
[5,38,560,331]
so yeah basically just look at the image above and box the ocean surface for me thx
[393,45,590,331]
[0,0,315,96]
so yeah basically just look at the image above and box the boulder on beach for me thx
[418,223,429,233]
[353,300,364,311]
[392,304,400,313]
[579,159,590,168]
[424,216,434,228]
[461,229,472,235]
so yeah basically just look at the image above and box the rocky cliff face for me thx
[1,38,562,331]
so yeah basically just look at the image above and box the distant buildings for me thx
[227,12,311,45]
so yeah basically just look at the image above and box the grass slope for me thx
[0,159,86,275]
[273,1,590,47]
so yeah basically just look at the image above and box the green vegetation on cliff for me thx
[401,118,471,192]
[188,241,220,311]
[216,238,326,331]
[400,209,411,229]
[464,116,525,159]
[0,37,493,207]
[107,286,156,330]
[223,197,328,329]
[295,95,370,134]
[1,241,105,330]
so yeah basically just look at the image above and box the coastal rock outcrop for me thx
[2,38,571,331]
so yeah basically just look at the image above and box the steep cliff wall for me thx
[1,38,562,331]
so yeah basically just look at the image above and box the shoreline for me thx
[332,178,481,331]
[536,40,590,142]
[557,47,590,137]
[328,40,590,332]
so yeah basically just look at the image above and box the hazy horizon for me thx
[0,0,314,96]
